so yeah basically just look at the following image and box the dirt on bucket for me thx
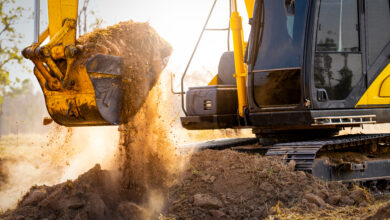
[76,20,172,123]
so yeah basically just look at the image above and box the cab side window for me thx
[366,0,390,66]
[314,0,362,101]
[316,0,359,52]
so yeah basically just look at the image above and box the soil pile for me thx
[167,150,372,219]
[1,164,170,220]
[1,165,120,220]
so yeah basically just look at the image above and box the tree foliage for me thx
[0,0,30,114]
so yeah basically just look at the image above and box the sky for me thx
[5,0,251,92]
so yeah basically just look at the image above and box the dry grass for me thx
[267,195,390,220]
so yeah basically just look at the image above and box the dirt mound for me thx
[167,150,372,219]
[0,164,156,220]
[2,164,115,219]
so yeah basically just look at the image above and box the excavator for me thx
[23,0,390,185]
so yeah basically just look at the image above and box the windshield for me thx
[252,0,309,70]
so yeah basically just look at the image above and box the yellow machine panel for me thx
[380,75,390,97]
[356,64,390,107]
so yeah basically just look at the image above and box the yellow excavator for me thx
[24,0,390,184]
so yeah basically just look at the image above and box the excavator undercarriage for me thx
[188,133,390,189]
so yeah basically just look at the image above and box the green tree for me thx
[0,0,30,135]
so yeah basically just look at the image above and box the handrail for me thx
[180,0,219,116]
[180,0,254,116]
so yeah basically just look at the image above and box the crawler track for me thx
[188,134,390,183]
[266,134,390,169]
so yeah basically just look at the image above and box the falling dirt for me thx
[77,18,177,195]
[117,87,182,206]
[79,20,179,217]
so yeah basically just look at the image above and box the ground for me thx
[1,139,390,220]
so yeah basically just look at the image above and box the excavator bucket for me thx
[35,54,123,126]
[26,0,173,127]
[22,0,124,126]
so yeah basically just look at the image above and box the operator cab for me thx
[181,0,390,137]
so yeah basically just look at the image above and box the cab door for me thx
[311,0,366,109]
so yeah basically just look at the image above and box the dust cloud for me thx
[0,125,118,212]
